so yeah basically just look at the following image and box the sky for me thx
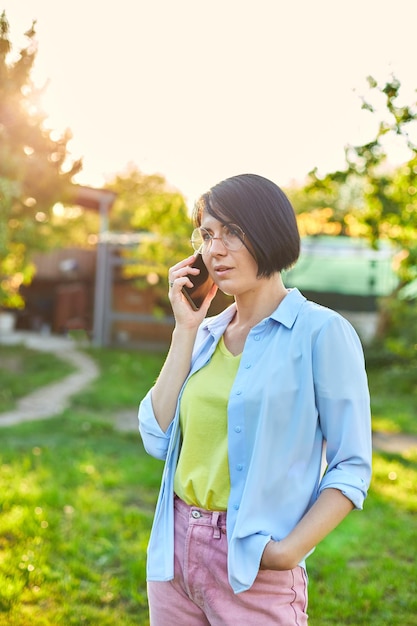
[2,0,417,208]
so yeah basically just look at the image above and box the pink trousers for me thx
[147,496,308,625]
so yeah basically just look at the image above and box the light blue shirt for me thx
[138,288,372,594]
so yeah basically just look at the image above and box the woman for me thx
[139,173,372,625]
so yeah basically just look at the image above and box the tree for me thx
[287,178,367,238]
[303,75,417,271]
[0,12,81,307]
[105,164,192,285]
[301,75,417,352]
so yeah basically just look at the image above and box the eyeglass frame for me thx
[190,223,246,254]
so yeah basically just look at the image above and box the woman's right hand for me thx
[150,256,217,432]
[168,255,217,327]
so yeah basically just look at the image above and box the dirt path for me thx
[371,430,417,454]
[1,332,417,452]
[0,332,99,427]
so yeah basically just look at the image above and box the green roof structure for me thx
[285,236,398,298]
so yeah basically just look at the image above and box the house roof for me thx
[284,236,398,297]
[73,185,117,212]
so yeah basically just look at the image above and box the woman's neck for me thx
[224,274,288,355]
[232,273,288,329]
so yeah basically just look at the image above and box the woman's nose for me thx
[209,236,227,254]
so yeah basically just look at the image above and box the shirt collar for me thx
[270,288,306,329]
[203,288,306,335]
[204,303,237,336]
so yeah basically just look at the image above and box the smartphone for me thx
[181,254,214,310]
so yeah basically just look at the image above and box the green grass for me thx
[1,346,417,624]
[308,450,417,625]
[71,347,163,412]
[367,363,417,435]
[0,345,75,412]
[0,414,163,625]
[0,346,164,626]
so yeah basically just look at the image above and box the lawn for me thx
[367,362,417,436]
[0,345,75,413]
[0,345,416,625]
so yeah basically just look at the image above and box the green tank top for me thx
[174,336,241,510]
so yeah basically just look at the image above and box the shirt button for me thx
[245,363,251,369]
[236,390,242,395]
[236,464,243,471]
[233,504,239,510]
[234,426,242,433]
[254,335,261,341]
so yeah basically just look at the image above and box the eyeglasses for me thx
[191,224,246,253]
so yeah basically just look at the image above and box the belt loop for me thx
[211,511,221,539]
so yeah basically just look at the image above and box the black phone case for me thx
[181,255,214,310]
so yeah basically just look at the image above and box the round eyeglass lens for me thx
[190,225,245,252]
[191,228,205,252]
[222,224,245,250]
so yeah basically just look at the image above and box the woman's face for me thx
[199,212,260,297]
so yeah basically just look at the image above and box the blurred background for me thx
[1,3,417,624]
[1,0,417,354]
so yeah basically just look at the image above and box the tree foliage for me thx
[302,75,417,273]
[104,164,193,287]
[296,75,417,351]
[0,12,197,310]
[0,12,81,307]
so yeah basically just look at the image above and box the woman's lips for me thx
[214,266,232,277]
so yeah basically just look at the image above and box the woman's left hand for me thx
[260,488,355,571]
[260,539,299,571]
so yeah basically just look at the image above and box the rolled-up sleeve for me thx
[138,389,173,460]
[313,315,372,509]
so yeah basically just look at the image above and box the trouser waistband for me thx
[174,495,227,539]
